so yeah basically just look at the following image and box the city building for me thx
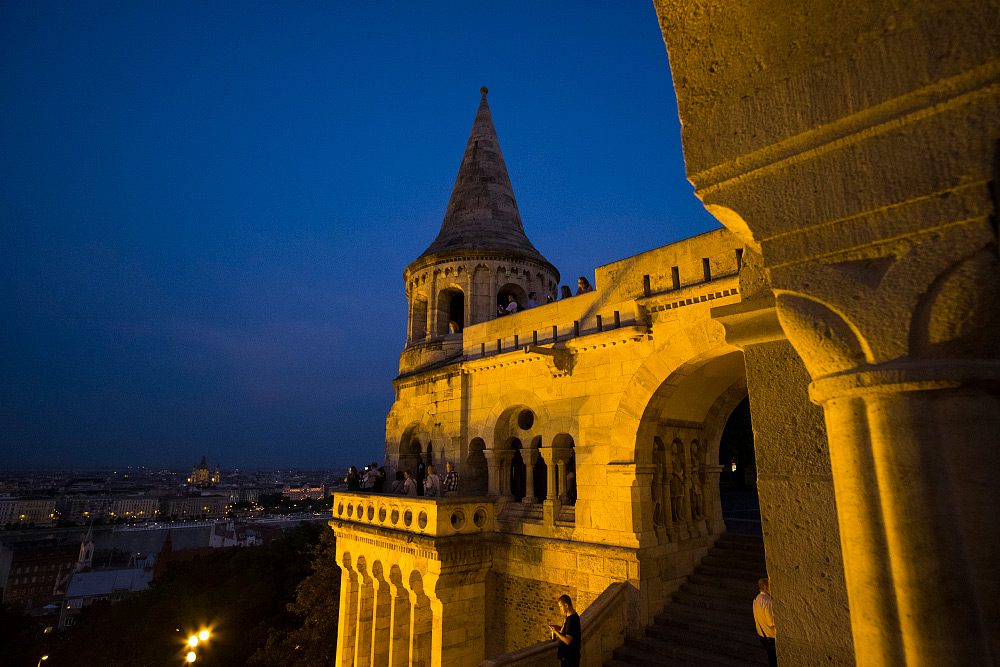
[282,484,326,501]
[59,567,152,628]
[0,497,15,526]
[187,455,221,487]
[159,495,228,519]
[12,498,57,527]
[0,539,78,609]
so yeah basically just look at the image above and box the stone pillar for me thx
[556,456,569,503]
[336,559,360,667]
[703,463,725,535]
[807,365,1000,666]
[354,562,374,667]
[539,447,558,501]
[370,566,392,667]
[657,2,999,663]
[427,570,489,666]
[714,284,855,666]
[483,449,499,496]
[387,574,411,667]
[522,447,536,503]
[409,587,433,667]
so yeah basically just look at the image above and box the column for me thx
[522,447,536,503]
[409,588,432,667]
[538,447,558,501]
[483,449,499,496]
[556,456,568,503]
[370,567,392,667]
[428,571,490,666]
[336,561,359,667]
[353,563,374,667]
[387,575,411,667]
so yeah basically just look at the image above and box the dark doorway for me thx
[718,396,761,534]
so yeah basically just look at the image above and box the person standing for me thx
[442,462,460,497]
[424,465,441,497]
[346,466,361,491]
[547,594,580,667]
[402,470,418,496]
[560,285,573,300]
[753,577,777,667]
[576,277,593,295]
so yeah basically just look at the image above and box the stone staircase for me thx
[607,533,769,666]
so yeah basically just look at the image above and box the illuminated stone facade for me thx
[332,3,999,661]
[331,89,851,666]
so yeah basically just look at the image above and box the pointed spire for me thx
[417,87,549,263]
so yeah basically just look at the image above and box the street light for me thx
[198,630,210,641]
[185,651,197,663]
[187,635,199,648]
[37,657,49,667]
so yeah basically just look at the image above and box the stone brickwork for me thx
[487,572,567,655]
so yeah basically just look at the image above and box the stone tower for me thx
[400,87,559,375]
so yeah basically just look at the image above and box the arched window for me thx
[436,287,464,335]
[496,283,528,316]
[410,296,428,341]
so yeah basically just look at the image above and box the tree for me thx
[249,528,341,667]
[45,522,325,666]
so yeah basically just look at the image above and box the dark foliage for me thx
[42,522,325,667]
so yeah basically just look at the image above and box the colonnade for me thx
[482,442,575,505]
[335,549,490,667]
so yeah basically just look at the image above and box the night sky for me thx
[1,2,719,470]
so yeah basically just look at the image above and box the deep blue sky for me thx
[0,2,718,469]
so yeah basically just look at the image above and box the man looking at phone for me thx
[547,594,580,667]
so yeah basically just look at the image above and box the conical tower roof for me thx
[416,87,551,265]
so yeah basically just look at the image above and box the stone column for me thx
[538,447,558,501]
[354,562,374,667]
[714,274,854,665]
[556,456,569,503]
[522,447,536,503]
[335,558,359,667]
[427,569,490,666]
[482,449,499,496]
[408,587,433,667]
[370,566,392,667]
[387,573,411,667]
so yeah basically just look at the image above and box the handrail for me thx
[480,581,631,667]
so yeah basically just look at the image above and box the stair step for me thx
[615,635,767,667]
[604,532,770,667]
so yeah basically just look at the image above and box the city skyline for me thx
[1,2,719,469]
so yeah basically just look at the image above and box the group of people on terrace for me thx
[343,462,460,498]
[497,276,593,317]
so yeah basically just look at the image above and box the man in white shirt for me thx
[505,294,518,314]
[753,577,777,666]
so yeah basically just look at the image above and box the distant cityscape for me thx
[0,457,349,626]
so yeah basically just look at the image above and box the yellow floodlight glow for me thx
[185,651,197,663]
[198,629,210,641]
[187,635,199,648]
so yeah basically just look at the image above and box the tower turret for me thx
[401,88,559,373]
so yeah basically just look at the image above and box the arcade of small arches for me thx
[335,553,435,667]
[404,258,558,344]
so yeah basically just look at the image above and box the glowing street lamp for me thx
[37,657,49,667]
[185,651,197,663]
[198,630,210,642]
[187,635,199,648]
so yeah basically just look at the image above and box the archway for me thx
[496,282,527,315]
[436,286,464,335]
[717,396,760,534]
[410,295,428,341]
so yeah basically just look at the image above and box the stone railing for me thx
[479,582,631,667]
[332,492,496,537]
